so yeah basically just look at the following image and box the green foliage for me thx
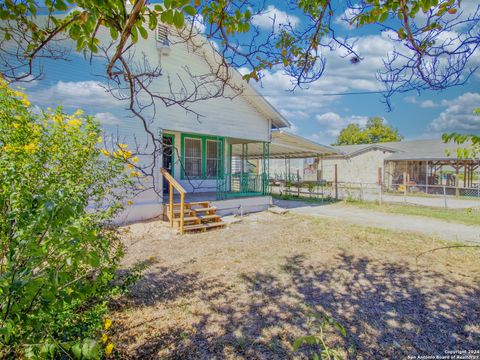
[292,311,346,360]
[352,0,460,40]
[335,117,404,145]
[0,0,470,92]
[0,0,197,56]
[442,108,480,159]
[334,124,369,145]
[0,78,134,358]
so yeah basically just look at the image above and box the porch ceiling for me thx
[232,130,339,159]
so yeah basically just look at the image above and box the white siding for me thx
[132,30,271,142]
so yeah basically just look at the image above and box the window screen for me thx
[184,138,202,177]
[206,140,221,177]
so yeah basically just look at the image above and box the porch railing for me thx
[161,168,187,234]
[217,172,269,199]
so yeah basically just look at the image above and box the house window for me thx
[183,137,202,178]
[206,140,221,177]
[181,134,224,179]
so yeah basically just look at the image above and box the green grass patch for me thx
[346,200,480,226]
[271,193,338,204]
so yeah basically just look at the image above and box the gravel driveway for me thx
[273,200,480,244]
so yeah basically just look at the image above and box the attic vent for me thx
[156,24,169,45]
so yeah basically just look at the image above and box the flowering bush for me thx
[0,78,133,358]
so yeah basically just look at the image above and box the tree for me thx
[0,78,134,358]
[335,117,404,145]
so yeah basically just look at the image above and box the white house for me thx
[93,23,338,224]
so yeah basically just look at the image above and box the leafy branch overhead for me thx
[443,108,480,159]
[0,0,478,99]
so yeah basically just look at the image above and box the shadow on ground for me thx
[115,253,480,359]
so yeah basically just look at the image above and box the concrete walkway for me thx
[273,200,480,244]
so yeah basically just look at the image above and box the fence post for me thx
[403,171,407,204]
[334,164,338,200]
[378,167,383,205]
[442,185,448,209]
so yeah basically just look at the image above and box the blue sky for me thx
[22,0,480,145]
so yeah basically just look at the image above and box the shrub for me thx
[293,311,346,360]
[0,78,133,358]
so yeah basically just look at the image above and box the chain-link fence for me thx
[270,179,480,209]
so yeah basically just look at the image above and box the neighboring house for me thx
[319,139,479,195]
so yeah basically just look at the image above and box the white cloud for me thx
[256,31,398,126]
[94,112,122,125]
[279,109,309,121]
[428,92,480,132]
[192,14,206,33]
[316,112,369,137]
[286,121,299,134]
[28,80,120,109]
[335,6,362,29]
[404,95,452,108]
[419,100,438,108]
[251,5,300,30]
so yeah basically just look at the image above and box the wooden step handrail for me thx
[161,168,186,234]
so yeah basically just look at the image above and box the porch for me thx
[385,159,480,197]
[161,129,339,202]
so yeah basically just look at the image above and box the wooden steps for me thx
[165,200,225,234]
[183,221,226,232]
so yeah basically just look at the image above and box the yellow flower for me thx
[24,143,37,154]
[97,136,103,143]
[105,343,114,356]
[118,143,128,149]
[67,119,82,127]
[130,171,141,177]
[22,98,31,107]
[122,150,132,159]
[74,109,84,116]
[127,200,134,205]
[127,164,134,169]
[101,148,110,157]
[3,144,16,152]
[101,333,108,344]
[104,318,112,330]
[53,114,63,123]
[131,156,139,163]
[12,123,20,129]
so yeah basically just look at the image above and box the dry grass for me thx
[111,212,480,359]
[345,200,480,226]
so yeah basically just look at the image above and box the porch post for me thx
[262,142,266,195]
[267,142,270,194]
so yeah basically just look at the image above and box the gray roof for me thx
[331,139,475,161]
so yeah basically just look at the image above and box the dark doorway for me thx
[162,134,174,193]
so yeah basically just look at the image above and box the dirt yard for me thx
[111,211,480,359]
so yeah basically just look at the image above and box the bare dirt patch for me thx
[111,212,480,359]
